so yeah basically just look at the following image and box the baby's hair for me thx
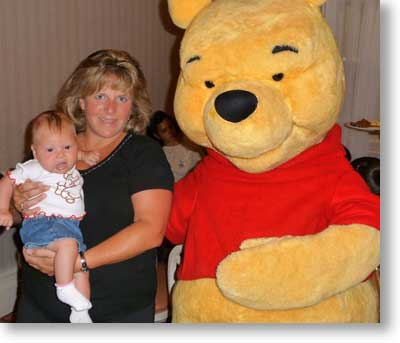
[31,110,75,139]
[32,110,73,131]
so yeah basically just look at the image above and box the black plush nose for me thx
[215,90,258,123]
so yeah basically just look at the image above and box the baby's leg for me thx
[74,271,90,301]
[47,239,91,312]
[69,271,92,323]
[47,238,77,285]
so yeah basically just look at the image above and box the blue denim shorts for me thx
[20,216,86,252]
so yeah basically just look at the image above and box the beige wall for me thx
[322,0,380,159]
[0,0,181,171]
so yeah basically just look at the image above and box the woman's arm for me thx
[79,188,172,271]
[25,188,172,275]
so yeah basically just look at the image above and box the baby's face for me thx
[31,124,78,174]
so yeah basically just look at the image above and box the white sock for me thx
[69,308,93,323]
[56,282,92,311]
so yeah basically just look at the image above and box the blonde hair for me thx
[56,49,152,134]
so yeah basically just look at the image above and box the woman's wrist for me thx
[79,251,89,272]
[75,253,87,273]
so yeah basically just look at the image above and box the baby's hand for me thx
[79,151,101,166]
[0,209,13,230]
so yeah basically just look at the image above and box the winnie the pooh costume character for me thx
[165,0,380,322]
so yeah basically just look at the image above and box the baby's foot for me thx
[56,282,92,311]
[70,308,93,323]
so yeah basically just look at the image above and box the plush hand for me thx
[216,224,380,310]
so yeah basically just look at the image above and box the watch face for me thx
[79,252,89,272]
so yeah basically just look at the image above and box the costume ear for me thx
[305,0,327,7]
[168,0,212,29]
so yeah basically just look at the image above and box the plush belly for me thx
[171,279,379,323]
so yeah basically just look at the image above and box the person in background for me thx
[0,111,97,323]
[148,110,204,182]
[12,49,173,323]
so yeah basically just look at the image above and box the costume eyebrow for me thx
[186,55,201,64]
[272,45,299,54]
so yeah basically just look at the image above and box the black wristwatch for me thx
[79,251,89,272]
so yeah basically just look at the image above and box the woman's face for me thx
[79,82,133,140]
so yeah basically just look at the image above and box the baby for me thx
[0,110,99,323]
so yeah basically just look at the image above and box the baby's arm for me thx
[0,176,16,229]
[78,150,101,166]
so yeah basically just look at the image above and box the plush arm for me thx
[216,224,380,310]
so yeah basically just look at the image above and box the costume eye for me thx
[205,80,215,88]
[272,73,284,81]
[187,55,201,64]
[272,45,299,54]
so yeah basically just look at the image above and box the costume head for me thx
[170,0,344,173]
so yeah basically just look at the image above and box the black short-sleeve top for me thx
[20,132,174,322]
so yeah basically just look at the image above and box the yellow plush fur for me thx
[167,0,380,323]
[172,279,378,323]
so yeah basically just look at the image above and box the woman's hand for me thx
[13,179,49,216]
[23,247,55,276]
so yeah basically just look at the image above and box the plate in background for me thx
[344,122,380,132]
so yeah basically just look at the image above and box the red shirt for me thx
[166,125,380,280]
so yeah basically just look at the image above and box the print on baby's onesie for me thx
[55,170,83,204]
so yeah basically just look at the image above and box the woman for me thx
[13,49,174,322]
